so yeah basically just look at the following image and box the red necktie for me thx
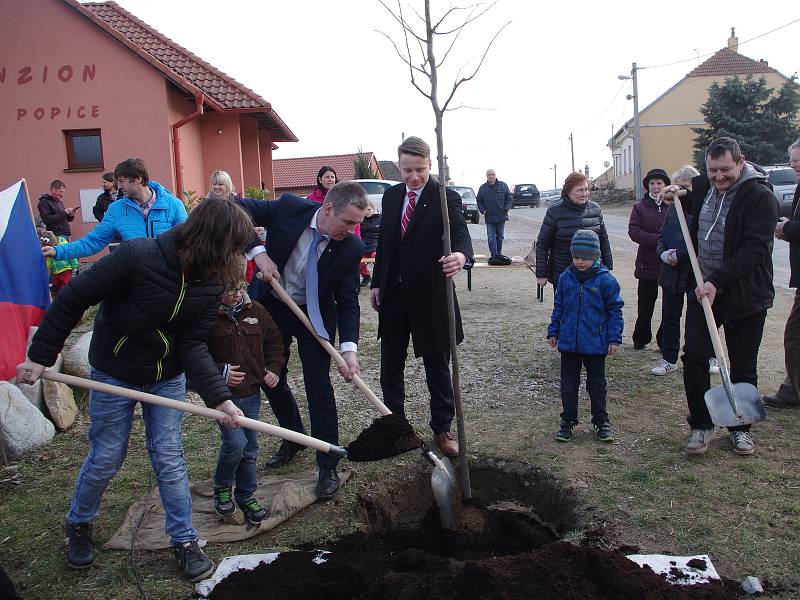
[401,191,416,237]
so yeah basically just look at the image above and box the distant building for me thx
[609,29,791,191]
[274,152,384,197]
[0,0,296,250]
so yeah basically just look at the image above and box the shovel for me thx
[40,371,349,458]
[672,195,765,426]
[266,276,457,510]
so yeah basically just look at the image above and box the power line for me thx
[640,17,800,71]
[580,80,630,131]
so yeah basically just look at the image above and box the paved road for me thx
[467,204,792,291]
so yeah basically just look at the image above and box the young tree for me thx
[377,0,509,498]
[692,75,800,170]
[353,148,379,179]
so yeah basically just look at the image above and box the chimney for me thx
[728,27,738,52]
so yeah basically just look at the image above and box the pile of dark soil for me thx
[346,414,423,461]
[209,460,739,600]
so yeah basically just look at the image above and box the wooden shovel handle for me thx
[41,371,347,457]
[672,196,729,371]
[267,276,392,416]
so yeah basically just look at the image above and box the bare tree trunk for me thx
[425,0,471,499]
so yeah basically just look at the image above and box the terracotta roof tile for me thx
[274,153,385,189]
[687,47,776,78]
[76,1,296,141]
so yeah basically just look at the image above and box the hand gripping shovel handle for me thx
[267,276,392,416]
[41,371,348,458]
[672,195,740,417]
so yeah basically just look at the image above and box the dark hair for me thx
[49,180,65,190]
[398,136,430,159]
[101,172,114,183]
[114,158,150,185]
[325,181,369,213]
[176,198,254,288]
[316,166,338,188]
[562,172,589,198]
[706,137,743,162]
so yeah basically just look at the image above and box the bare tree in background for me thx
[377,0,509,498]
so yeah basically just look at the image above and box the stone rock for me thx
[14,353,64,413]
[63,331,92,379]
[0,381,55,459]
[741,576,763,595]
[42,379,78,431]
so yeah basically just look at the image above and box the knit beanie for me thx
[570,229,601,260]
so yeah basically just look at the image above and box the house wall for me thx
[199,112,244,194]
[0,0,173,246]
[167,88,204,199]
[240,116,261,194]
[258,131,274,196]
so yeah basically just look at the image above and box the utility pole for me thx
[631,62,642,200]
[551,164,557,191]
[569,133,575,173]
[619,63,642,199]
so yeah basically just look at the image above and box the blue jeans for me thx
[67,369,196,546]
[214,392,260,504]
[486,221,505,257]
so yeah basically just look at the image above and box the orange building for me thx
[0,0,296,245]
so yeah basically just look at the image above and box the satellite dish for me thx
[603,161,610,168]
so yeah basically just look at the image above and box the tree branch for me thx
[441,20,510,112]
[437,0,498,35]
[375,0,427,43]
[375,29,429,77]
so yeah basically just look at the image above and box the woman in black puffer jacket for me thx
[17,198,255,582]
[536,172,613,290]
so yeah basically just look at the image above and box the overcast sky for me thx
[110,0,799,191]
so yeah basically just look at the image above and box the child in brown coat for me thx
[207,282,285,524]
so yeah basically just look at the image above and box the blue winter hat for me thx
[571,229,601,260]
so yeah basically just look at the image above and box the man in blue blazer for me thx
[240,182,367,498]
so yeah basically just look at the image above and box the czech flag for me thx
[0,180,50,380]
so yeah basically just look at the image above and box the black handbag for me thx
[487,254,512,266]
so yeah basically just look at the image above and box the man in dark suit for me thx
[370,136,474,457]
[240,182,367,497]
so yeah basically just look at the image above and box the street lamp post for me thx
[619,62,642,200]
[549,164,557,192]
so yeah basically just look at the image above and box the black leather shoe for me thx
[264,441,303,469]
[315,468,340,499]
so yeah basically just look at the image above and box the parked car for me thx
[512,183,540,207]
[448,185,480,224]
[352,179,400,214]
[540,190,561,204]
[762,165,797,218]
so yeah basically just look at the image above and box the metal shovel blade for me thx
[704,368,765,427]
[429,454,456,528]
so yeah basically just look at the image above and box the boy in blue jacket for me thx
[548,230,624,442]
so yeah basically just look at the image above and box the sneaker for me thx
[633,342,646,350]
[729,431,755,456]
[172,540,214,582]
[65,522,95,569]
[239,498,268,525]
[651,359,678,376]
[685,428,714,454]
[213,486,236,517]
[555,420,575,442]
[594,422,615,442]
[708,358,720,375]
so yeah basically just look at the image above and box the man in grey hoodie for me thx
[662,137,779,456]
